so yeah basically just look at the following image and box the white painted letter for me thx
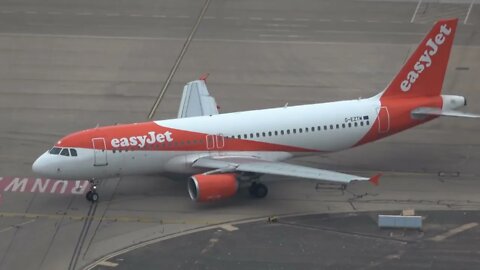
[400,80,411,92]
[71,180,89,195]
[32,178,50,193]
[146,131,156,144]
[4,178,28,192]
[111,138,120,148]
[164,131,173,142]
[50,180,68,194]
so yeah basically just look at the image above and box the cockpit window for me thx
[60,148,70,156]
[70,149,78,157]
[49,147,61,155]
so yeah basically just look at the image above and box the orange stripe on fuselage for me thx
[55,122,318,153]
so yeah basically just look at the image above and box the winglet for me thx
[369,173,382,186]
[199,73,210,81]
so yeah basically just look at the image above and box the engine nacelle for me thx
[187,173,238,202]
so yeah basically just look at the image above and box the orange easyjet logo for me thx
[111,131,173,148]
[400,24,451,92]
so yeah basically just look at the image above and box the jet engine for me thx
[187,173,238,202]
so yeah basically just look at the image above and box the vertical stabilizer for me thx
[381,18,458,99]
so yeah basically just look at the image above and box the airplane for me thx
[32,18,478,203]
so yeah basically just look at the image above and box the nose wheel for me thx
[249,182,268,198]
[86,180,99,202]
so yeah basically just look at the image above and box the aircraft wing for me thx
[177,78,219,118]
[192,156,380,185]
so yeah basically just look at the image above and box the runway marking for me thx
[0,177,89,195]
[77,12,93,16]
[223,16,238,20]
[391,20,403,24]
[367,19,379,23]
[201,238,219,254]
[97,260,119,267]
[272,18,286,21]
[249,17,262,20]
[25,11,38,15]
[266,23,307,28]
[219,224,238,231]
[47,11,62,15]
[430,222,478,242]
[464,0,474,24]
[130,14,144,17]
[411,0,422,23]
[318,19,332,22]
[294,18,310,22]
[0,219,35,234]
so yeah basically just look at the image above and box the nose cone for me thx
[32,152,53,177]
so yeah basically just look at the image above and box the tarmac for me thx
[0,0,479,269]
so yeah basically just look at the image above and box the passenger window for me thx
[330,125,333,129]
[237,135,241,139]
[268,131,272,136]
[287,130,290,134]
[311,127,315,132]
[70,149,78,156]
[250,133,253,138]
[348,123,352,127]
[60,148,70,156]
[256,133,260,137]
[244,134,247,139]
[317,126,321,131]
[262,132,266,137]
[342,123,346,128]
[360,122,364,126]
[323,125,327,130]
[293,129,296,134]
[299,128,303,133]
[304,128,308,133]
[336,124,339,129]
[281,130,284,135]
[274,131,278,136]
[49,147,61,155]
[366,121,370,125]
[354,122,358,127]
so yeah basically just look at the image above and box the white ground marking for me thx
[77,12,93,16]
[223,16,238,20]
[47,11,62,15]
[106,13,120,17]
[219,224,238,231]
[294,18,310,21]
[0,219,36,234]
[464,0,474,24]
[130,14,144,17]
[430,222,478,242]
[249,17,262,20]
[266,23,307,28]
[411,0,422,23]
[272,18,286,21]
[201,238,219,254]
[97,261,119,267]
[367,19,379,23]
[176,15,189,19]
[25,11,38,14]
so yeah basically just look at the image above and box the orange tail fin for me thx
[381,18,458,99]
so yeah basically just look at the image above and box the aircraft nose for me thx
[32,152,50,176]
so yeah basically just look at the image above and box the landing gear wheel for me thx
[86,180,99,203]
[249,183,268,198]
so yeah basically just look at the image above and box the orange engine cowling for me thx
[188,173,239,202]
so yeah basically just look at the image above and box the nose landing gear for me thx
[86,180,99,202]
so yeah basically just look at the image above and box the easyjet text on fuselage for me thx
[111,131,173,148]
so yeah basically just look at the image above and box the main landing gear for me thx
[249,182,268,198]
[86,180,99,203]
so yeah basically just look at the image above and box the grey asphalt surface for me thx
[97,211,480,270]
[0,0,478,269]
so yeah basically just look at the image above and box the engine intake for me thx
[188,173,238,202]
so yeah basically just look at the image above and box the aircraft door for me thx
[377,106,390,134]
[92,137,108,166]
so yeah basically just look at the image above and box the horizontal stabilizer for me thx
[412,107,480,118]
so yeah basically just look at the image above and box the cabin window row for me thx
[229,121,370,139]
